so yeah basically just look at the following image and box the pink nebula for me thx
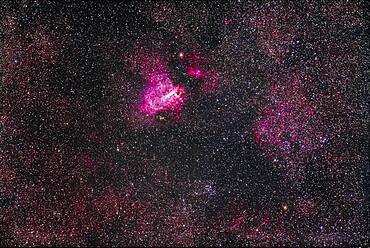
[180,52,220,93]
[224,18,232,25]
[252,74,328,175]
[138,60,185,117]
[139,76,185,115]
[182,52,207,79]
[187,66,207,79]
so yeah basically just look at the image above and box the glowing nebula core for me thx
[139,77,185,115]
[187,66,207,79]
[139,70,185,116]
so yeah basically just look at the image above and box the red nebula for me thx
[224,18,232,25]
[78,152,95,170]
[187,66,207,79]
[252,73,328,175]
[227,205,271,242]
[200,71,220,93]
[139,73,185,116]
[127,51,187,127]
[181,52,207,79]
[179,52,220,93]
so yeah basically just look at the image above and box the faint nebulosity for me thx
[0,1,368,246]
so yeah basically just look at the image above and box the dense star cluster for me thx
[0,1,368,246]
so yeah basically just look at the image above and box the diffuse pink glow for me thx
[181,52,208,79]
[187,66,207,79]
[252,74,328,170]
[138,62,185,117]
[140,79,185,115]
[180,52,220,93]
[132,50,220,126]
[186,66,220,92]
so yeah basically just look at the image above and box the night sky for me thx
[0,0,369,246]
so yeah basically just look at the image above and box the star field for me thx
[0,1,369,246]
